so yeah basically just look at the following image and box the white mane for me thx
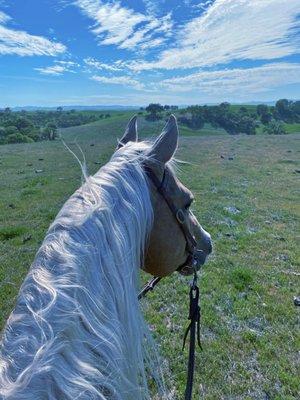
[0,142,170,399]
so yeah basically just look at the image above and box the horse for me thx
[0,115,212,399]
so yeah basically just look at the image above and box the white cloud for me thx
[35,61,78,75]
[130,0,300,71]
[160,63,300,95]
[0,11,66,56]
[91,74,144,90]
[0,10,10,23]
[56,60,79,67]
[84,57,124,71]
[74,0,173,50]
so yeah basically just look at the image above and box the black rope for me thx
[182,270,202,400]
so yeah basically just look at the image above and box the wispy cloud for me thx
[130,0,300,71]
[0,10,10,23]
[74,0,173,50]
[160,63,300,95]
[84,57,125,72]
[91,74,144,90]
[0,11,66,56]
[35,61,79,75]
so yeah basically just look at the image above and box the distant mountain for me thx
[11,105,140,111]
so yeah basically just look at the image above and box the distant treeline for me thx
[0,108,111,145]
[143,99,300,135]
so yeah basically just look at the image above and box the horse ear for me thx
[148,114,178,163]
[117,115,138,149]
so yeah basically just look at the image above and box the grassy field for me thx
[0,112,299,399]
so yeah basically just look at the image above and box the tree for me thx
[239,116,257,135]
[146,103,164,114]
[239,106,248,114]
[275,99,292,122]
[145,103,164,121]
[0,126,6,136]
[56,106,63,112]
[43,122,58,140]
[15,117,34,133]
[260,112,272,125]
[256,104,269,116]
[0,127,6,143]
[186,106,205,129]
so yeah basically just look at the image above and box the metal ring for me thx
[176,209,185,224]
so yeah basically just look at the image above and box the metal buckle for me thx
[176,209,185,224]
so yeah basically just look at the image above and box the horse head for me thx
[118,114,212,277]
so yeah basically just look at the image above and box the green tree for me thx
[275,99,292,121]
[0,127,6,144]
[145,103,164,121]
[43,122,58,140]
[15,117,34,134]
[260,112,272,125]
[239,116,257,135]
[186,106,205,129]
[256,104,269,116]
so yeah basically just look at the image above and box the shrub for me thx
[5,125,19,136]
[6,133,33,144]
[264,121,287,135]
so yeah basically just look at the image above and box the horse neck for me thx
[0,155,166,399]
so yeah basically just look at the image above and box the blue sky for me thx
[0,0,299,107]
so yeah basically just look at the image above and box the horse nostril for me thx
[204,238,212,254]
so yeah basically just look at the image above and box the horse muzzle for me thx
[178,249,210,276]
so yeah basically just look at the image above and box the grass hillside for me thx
[0,114,299,399]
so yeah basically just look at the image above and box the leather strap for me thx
[144,166,197,253]
[182,280,202,400]
[138,276,161,300]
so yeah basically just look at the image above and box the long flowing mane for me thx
[0,141,169,399]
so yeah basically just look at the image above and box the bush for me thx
[6,133,33,144]
[264,121,287,135]
[145,113,162,121]
[26,128,41,141]
[5,125,19,136]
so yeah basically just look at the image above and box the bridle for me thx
[144,165,207,273]
[139,165,203,400]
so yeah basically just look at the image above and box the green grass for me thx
[0,113,299,399]
[284,123,300,134]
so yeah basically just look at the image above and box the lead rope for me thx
[182,268,202,400]
[138,268,202,400]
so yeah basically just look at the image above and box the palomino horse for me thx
[0,115,212,399]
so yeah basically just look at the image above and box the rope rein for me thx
[138,270,202,400]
